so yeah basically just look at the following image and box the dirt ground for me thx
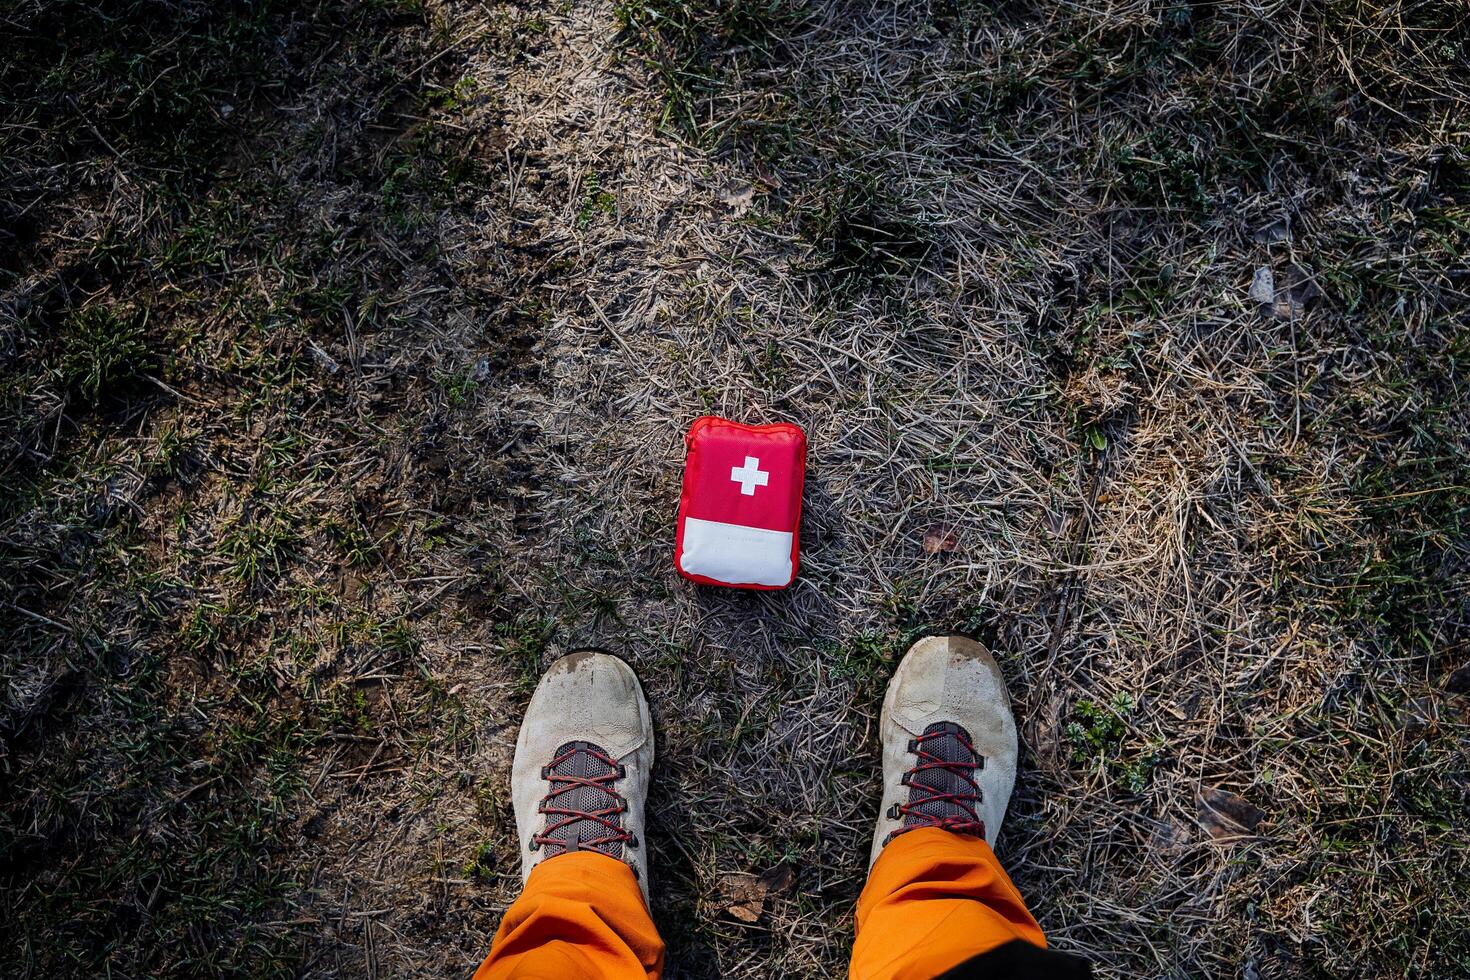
[2,0,1468,977]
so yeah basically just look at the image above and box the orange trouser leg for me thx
[474,851,663,980]
[849,828,1045,980]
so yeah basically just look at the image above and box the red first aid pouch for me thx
[675,416,806,589]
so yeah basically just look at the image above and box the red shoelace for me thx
[531,743,635,856]
[885,725,986,843]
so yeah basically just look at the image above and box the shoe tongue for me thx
[544,740,624,859]
[905,721,980,828]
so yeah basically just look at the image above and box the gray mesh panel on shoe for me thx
[535,740,628,860]
[898,721,985,834]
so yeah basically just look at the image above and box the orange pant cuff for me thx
[850,828,1044,980]
[475,852,663,980]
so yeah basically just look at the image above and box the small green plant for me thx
[1114,130,1211,213]
[320,685,375,734]
[179,600,227,655]
[577,173,616,228]
[1066,693,1132,760]
[1066,693,1159,792]
[379,159,417,230]
[830,631,896,704]
[217,505,300,586]
[351,689,373,732]
[1116,750,1161,794]
[58,305,153,403]
[422,516,454,551]
[497,615,555,693]
[154,421,200,479]
[435,368,479,407]
[431,75,478,112]
[461,840,497,880]
[323,515,379,566]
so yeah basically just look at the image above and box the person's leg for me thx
[474,650,663,980]
[473,850,661,979]
[851,829,1055,980]
[849,636,1088,980]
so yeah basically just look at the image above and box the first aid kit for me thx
[674,416,806,590]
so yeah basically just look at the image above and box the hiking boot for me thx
[512,650,655,902]
[869,635,1018,868]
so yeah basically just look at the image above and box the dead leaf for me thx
[1199,786,1266,839]
[308,340,341,374]
[922,525,959,554]
[1271,264,1323,320]
[720,872,768,923]
[1252,219,1289,244]
[721,865,795,923]
[1402,696,1439,733]
[1043,507,1070,536]
[1149,817,1192,853]
[1444,663,1470,695]
[1249,265,1275,304]
[717,179,755,213]
[760,863,796,895]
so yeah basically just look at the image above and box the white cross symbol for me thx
[729,455,769,496]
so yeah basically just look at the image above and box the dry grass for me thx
[2,0,1467,977]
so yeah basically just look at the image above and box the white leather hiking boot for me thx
[869,635,1019,868]
[511,650,655,903]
